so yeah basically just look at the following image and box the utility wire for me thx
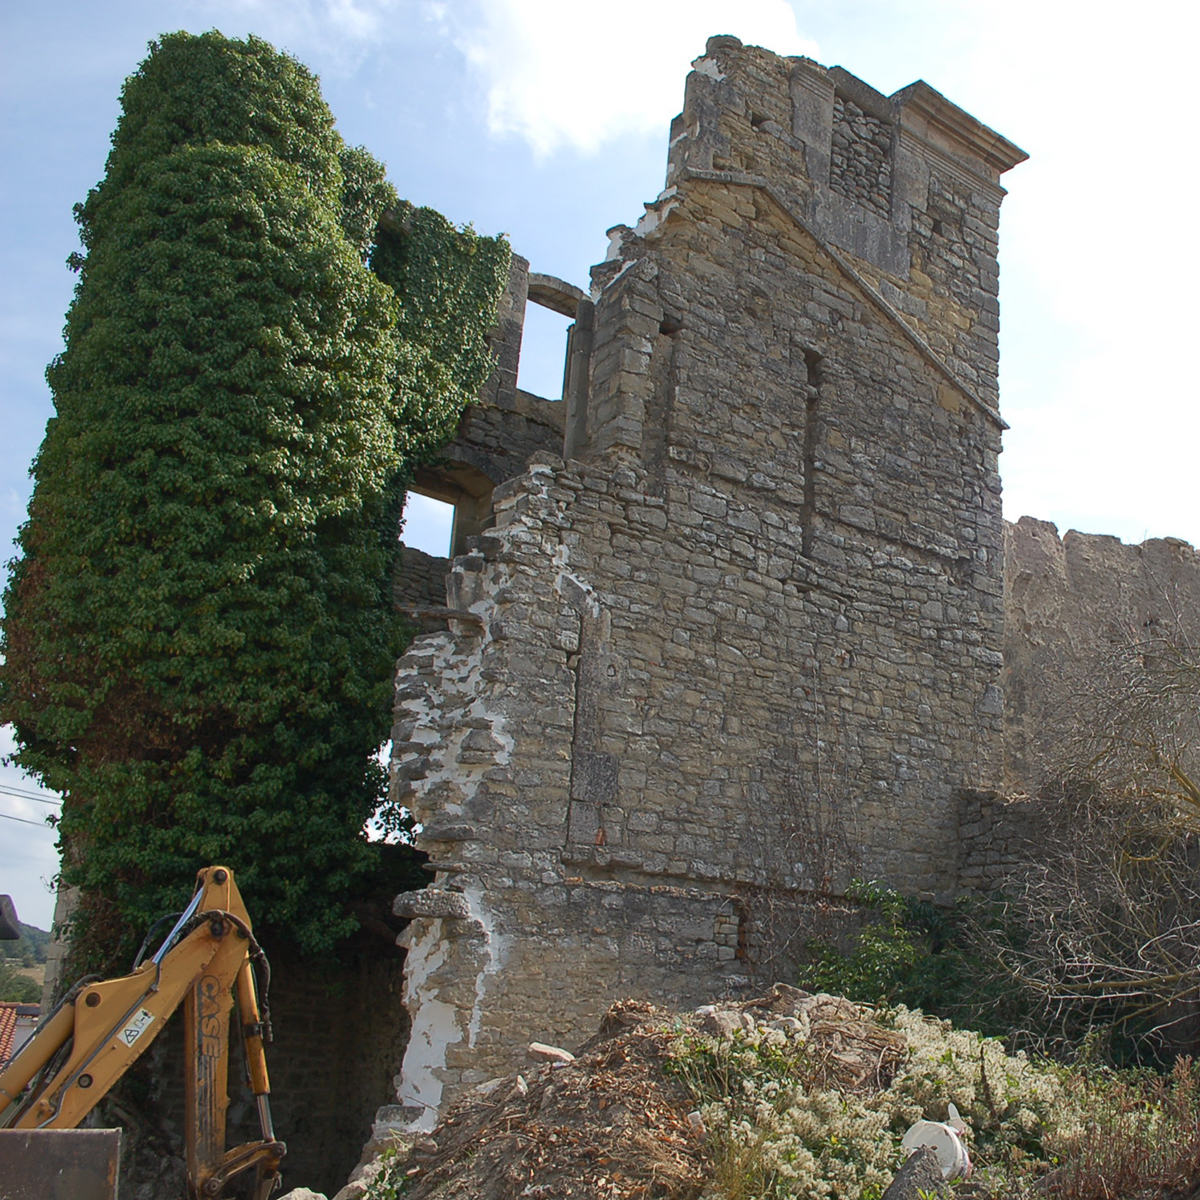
[0,783,61,805]
[0,810,54,829]
[0,785,60,807]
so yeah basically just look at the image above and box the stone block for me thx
[393,890,471,920]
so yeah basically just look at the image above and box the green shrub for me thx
[797,880,1029,1042]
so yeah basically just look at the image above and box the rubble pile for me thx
[311,985,919,1200]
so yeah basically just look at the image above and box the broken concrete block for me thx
[528,1041,576,1064]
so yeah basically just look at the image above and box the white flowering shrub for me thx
[879,1007,1078,1181]
[668,1004,1093,1198]
[669,1022,901,1199]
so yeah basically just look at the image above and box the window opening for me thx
[516,301,573,400]
[401,493,455,558]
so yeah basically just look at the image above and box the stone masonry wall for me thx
[1002,516,1200,789]
[381,37,1027,1131]
[954,519,1200,892]
[393,546,450,612]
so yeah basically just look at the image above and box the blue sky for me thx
[2,0,1198,929]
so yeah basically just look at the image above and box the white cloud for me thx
[958,0,1200,544]
[187,0,410,70]
[450,0,818,155]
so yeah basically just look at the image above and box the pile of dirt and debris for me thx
[392,999,707,1200]
[268,984,1200,1200]
[313,984,915,1200]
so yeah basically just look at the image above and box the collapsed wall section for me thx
[384,36,1025,1128]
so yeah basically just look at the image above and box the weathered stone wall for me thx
[394,546,449,612]
[383,36,1026,1129]
[1002,516,1200,790]
[951,519,1200,893]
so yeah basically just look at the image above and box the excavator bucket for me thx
[0,1128,122,1199]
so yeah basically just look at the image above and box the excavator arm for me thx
[0,866,285,1199]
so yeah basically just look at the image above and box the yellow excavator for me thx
[0,865,285,1199]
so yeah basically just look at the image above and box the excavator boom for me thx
[0,866,284,1199]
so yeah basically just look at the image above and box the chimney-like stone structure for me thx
[383,37,1026,1132]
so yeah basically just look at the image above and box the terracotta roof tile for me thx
[0,1002,18,1064]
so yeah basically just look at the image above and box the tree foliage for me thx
[0,959,40,1004]
[0,31,508,964]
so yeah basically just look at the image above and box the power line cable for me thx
[0,785,60,807]
[0,781,61,803]
[0,810,54,829]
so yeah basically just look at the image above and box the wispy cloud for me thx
[449,0,817,156]
[186,0,410,70]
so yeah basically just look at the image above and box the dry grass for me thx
[1033,1058,1200,1200]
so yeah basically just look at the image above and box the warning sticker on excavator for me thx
[118,1009,154,1047]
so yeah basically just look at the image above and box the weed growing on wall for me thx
[0,31,507,966]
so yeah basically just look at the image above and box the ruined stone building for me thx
[382,36,1200,1132]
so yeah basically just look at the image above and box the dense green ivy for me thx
[0,32,508,965]
[373,202,511,459]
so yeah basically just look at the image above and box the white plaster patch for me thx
[395,892,509,1133]
[603,226,629,263]
[395,919,456,1131]
[691,55,725,80]
[635,196,680,238]
[604,257,638,290]
[388,472,564,1131]
[462,886,509,1049]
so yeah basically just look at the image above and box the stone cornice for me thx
[892,80,1028,183]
